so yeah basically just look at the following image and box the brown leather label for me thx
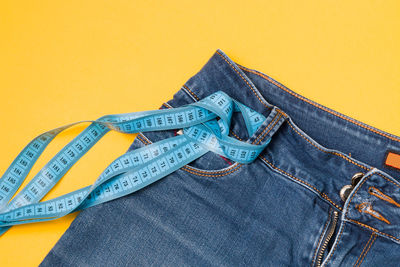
[385,151,400,171]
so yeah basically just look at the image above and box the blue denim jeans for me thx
[40,49,400,266]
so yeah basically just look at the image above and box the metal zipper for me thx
[315,210,339,267]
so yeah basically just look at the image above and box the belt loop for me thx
[248,106,287,147]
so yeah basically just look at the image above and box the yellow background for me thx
[0,0,399,266]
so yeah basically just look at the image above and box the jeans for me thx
[40,49,400,266]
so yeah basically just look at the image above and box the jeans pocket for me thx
[131,131,243,180]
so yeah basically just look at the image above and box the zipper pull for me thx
[315,210,339,267]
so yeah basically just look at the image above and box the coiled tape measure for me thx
[0,91,270,236]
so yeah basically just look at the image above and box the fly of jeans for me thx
[315,210,339,267]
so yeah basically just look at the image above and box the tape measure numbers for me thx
[0,91,271,236]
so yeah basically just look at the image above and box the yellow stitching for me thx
[217,56,372,171]
[255,114,282,145]
[356,234,377,267]
[136,133,150,145]
[136,133,243,176]
[252,113,277,144]
[356,202,391,225]
[183,84,254,143]
[215,51,272,110]
[136,97,246,176]
[376,173,400,189]
[138,88,271,175]
[239,65,400,144]
[184,54,400,242]
[260,156,342,211]
[347,219,400,242]
[181,163,243,177]
[345,174,398,240]
[252,113,282,145]
[181,164,240,175]
[238,66,400,142]
[251,112,279,144]
[322,220,346,265]
[369,186,400,208]
[276,107,288,118]
[353,233,375,267]
[311,207,332,267]
[286,120,369,171]
[230,130,242,141]
[353,233,376,267]
[346,175,370,219]
[345,174,390,223]
[184,83,286,148]
[183,84,200,101]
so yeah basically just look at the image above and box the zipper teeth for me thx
[316,211,339,267]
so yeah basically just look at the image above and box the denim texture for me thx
[40,49,400,266]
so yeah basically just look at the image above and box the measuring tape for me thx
[0,91,271,236]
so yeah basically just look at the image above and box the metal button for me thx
[339,184,353,202]
[351,172,364,186]
[339,173,365,202]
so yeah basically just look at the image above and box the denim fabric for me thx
[40,49,400,266]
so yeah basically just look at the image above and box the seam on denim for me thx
[238,65,400,144]
[230,130,242,141]
[180,163,243,177]
[376,172,400,189]
[260,156,342,211]
[251,112,280,144]
[286,119,370,171]
[134,134,144,144]
[136,121,243,175]
[163,101,173,108]
[322,221,346,266]
[346,219,400,243]
[138,133,151,145]
[356,233,377,267]
[369,186,400,208]
[311,207,332,267]
[184,163,241,175]
[344,171,400,242]
[184,83,282,146]
[182,84,243,141]
[136,84,278,177]
[180,108,282,173]
[182,160,240,174]
[345,173,371,222]
[251,110,279,144]
[355,202,391,225]
[254,113,283,145]
[182,84,248,142]
[182,84,200,101]
[136,132,243,176]
[216,53,374,180]
[182,165,240,175]
[215,51,272,110]
[145,93,246,175]
[353,232,376,267]
[137,133,150,145]
[344,171,396,223]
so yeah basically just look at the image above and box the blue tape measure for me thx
[0,91,270,236]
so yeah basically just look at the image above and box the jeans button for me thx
[340,184,353,202]
[351,172,364,186]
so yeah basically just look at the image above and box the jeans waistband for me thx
[140,49,400,244]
